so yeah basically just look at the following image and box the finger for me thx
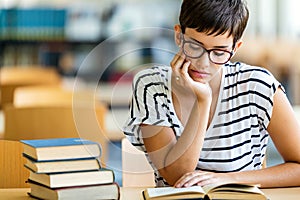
[170,52,181,67]
[180,60,191,80]
[174,178,190,188]
[175,171,209,188]
[182,173,212,187]
[174,172,210,187]
[174,172,194,188]
[171,52,185,71]
[188,174,214,187]
[183,176,206,187]
[197,178,216,186]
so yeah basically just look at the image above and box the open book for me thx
[143,183,268,200]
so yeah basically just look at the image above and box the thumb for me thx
[181,60,193,82]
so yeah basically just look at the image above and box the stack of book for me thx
[20,138,120,200]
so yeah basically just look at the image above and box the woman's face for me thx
[177,27,240,83]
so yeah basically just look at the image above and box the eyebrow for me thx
[187,36,230,49]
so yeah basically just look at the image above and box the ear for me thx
[233,40,243,54]
[174,24,182,47]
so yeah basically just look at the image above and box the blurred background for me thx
[1,0,300,186]
[0,0,300,103]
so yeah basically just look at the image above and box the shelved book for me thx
[142,183,268,200]
[20,138,102,161]
[28,180,120,200]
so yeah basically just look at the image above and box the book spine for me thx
[22,152,101,163]
[95,157,102,169]
[94,142,102,159]
[116,182,121,200]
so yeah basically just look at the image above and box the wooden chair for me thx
[3,104,108,165]
[0,140,29,188]
[0,66,61,108]
[121,138,155,187]
[12,85,97,108]
[3,84,109,165]
[13,84,127,142]
[13,85,72,107]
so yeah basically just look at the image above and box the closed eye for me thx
[187,42,202,50]
[212,50,226,57]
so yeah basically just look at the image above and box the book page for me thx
[146,186,205,198]
[203,183,264,195]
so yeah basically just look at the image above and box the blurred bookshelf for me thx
[0,0,180,82]
[0,0,300,103]
[0,6,103,76]
[0,8,66,41]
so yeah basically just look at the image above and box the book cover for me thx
[23,154,101,173]
[29,168,115,188]
[21,138,99,148]
[20,138,102,161]
[143,183,268,200]
[28,180,120,200]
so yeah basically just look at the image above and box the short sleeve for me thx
[251,67,285,130]
[122,66,173,151]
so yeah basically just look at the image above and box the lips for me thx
[188,69,211,79]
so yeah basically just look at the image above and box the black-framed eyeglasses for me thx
[180,34,233,65]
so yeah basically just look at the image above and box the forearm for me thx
[162,100,211,184]
[231,162,300,188]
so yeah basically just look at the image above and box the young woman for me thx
[123,0,300,188]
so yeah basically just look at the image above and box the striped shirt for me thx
[122,62,282,186]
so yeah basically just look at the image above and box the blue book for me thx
[20,138,102,161]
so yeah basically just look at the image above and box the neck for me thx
[209,67,223,97]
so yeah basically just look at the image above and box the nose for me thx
[195,51,210,68]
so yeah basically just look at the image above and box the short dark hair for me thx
[179,0,249,45]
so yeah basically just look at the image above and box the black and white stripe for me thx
[122,62,282,186]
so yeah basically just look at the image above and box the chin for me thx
[191,76,209,84]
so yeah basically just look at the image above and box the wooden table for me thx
[0,187,300,199]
